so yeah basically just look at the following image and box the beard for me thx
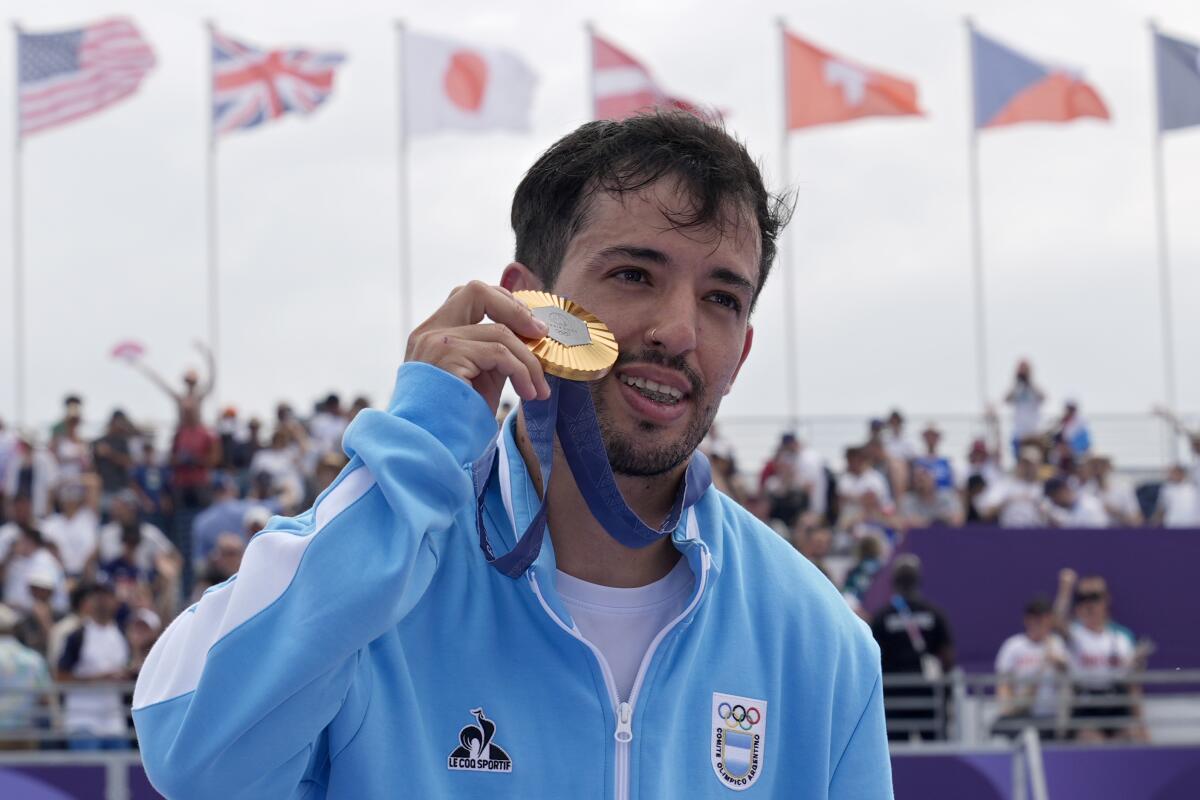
[590,349,717,477]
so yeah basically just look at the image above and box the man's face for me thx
[535,180,757,477]
[1024,612,1052,642]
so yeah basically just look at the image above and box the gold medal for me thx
[513,290,618,381]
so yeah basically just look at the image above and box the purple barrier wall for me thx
[863,528,1200,673]
[0,765,107,799]
[892,745,1200,800]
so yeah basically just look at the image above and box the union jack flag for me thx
[211,27,345,136]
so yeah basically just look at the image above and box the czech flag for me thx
[970,28,1109,130]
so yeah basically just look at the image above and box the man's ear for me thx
[500,263,543,293]
[724,324,754,396]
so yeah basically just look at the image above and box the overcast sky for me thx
[2,0,1198,443]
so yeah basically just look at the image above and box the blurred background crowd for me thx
[0,353,1197,749]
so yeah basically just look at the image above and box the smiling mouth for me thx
[617,372,685,405]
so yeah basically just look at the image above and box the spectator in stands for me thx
[703,425,749,508]
[993,597,1068,740]
[837,446,893,531]
[50,395,91,484]
[0,602,52,750]
[309,393,348,458]
[125,341,216,422]
[0,420,18,524]
[97,491,181,607]
[882,410,918,464]
[41,477,101,581]
[842,534,885,617]
[125,607,162,682]
[900,463,964,528]
[3,435,58,520]
[792,519,833,581]
[131,440,171,535]
[0,496,69,619]
[1152,464,1200,528]
[871,555,955,741]
[1082,456,1143,527]
[1054,569,1149,743]
[47,584,87,672]
[1043,476,1108,528]
[13,564,64,658]
[56,582,131,750]
[1004,360,1046,458]
[169,399,220,570]
[91,410,136,507]
[1154,407,1200,486]
[913,423,955,490]
[1054,399,1092,458]
[975,446,1047,528]
[190,475,245,569]
[251,430,307,515]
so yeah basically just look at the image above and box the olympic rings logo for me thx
[717,702,761,731]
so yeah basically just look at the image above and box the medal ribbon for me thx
[477,374,712,579]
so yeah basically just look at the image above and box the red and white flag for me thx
[783,30,922,130]
[591,31,719,122]
[110,340,145,362]
[403,31,537,136]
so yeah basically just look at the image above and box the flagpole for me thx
[965,18,990,412]
[11,22,26,427]
[395,20,412,346]
[206,21,220,411]
[586,21,596,118]
[776,17,799,429]
[1148,19,1178,455]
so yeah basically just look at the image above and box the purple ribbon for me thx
[477,375,711,579]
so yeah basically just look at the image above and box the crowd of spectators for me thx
[0,351,364,749]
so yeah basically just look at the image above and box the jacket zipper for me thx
[528,541,711,800]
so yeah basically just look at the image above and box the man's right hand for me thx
[405,281,552,415]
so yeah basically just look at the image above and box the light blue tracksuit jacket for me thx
[132,362,892,799]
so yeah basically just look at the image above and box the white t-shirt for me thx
[1047,493,1108,528]
[995,633,1067,717]
[555,558,694,702]
[838,470,892,506]
[1158,482,1200,528]
[881,430,917,463]
[1009,384,1043,439]
[61,619,130,736]
[40,509,99,575]
[1084,481,1141,526]
[1068,622,1134,691]
[98,521,176,571]
[0,543,68,614]
[979,478,1045,527]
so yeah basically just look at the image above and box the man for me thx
[975,446,1047,528]
[870,556,954,742]
[1152,464,1200,528]
[992,598,1068,739]
[1081,456,1142,527]
[1054,570,1148,742]
[40,478,101,581]
[1043,476,1108,529]
[838,445,893,531]
[133,113,891,798]
[92,410,137,504]
[57,582,131,750]
[1004,360,1046,457]
[97,491,182,592]
[913,423,954,490]
[899,463,963,528]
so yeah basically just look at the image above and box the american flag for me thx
[18,18,156,137]
[211,28,346,136]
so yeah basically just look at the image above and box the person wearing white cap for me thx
[0,521,68,615]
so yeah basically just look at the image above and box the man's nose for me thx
[642,290,698,356]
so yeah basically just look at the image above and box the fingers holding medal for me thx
[406,281,552,411]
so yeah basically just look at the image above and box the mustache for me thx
[612,349,704,397]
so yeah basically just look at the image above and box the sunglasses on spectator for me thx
[1075,591,1107,603]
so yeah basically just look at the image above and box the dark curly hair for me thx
[511,111,792,313]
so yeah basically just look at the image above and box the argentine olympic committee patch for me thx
[711,692,767,790]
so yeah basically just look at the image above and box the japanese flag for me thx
[403,32,537,135]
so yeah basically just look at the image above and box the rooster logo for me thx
[448,708,512,773]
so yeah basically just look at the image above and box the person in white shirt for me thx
[1054,570,1149,743]
[993,598,1068,739]
[838,446,893,532]
[881,410,918,464]
[96,491,181,576]
[1004,360,1046,457]
[56,582,131,750]
[1153,465,1200,529]
[1082,456,1143,527]
[40,479,101,579]
[976,447,1047,528]
[1043,477,1108,529]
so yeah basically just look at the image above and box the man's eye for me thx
[708,293,742,312]
[614,268,647,283]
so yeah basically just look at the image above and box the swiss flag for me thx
[784,30,922,129]
[403,31,537,136]
[591,31,719,123]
